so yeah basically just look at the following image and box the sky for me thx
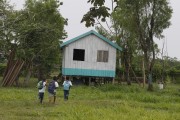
[9,0,180,60]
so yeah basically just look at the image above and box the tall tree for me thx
[0,0,14,55]
[15,0,66,82]
[1,0,66,86]
[82,0,172,90]
[0,0,25,86]
[116,0,172,90]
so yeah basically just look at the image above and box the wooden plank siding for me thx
[62,34,116,77]
[62,34,116,71]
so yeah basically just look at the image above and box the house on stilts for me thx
[60,30,122,85]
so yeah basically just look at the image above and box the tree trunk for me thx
[142,57,146,88]
[15,75,19,87]
[37,65,45,81]
[24,69,32,87]
[147,71,153,91]
[124,48,131,85]
[126,67,131,85]
[130,65,141,86]
[147,45,155,91]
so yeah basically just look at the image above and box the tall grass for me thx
[0,82,179,120]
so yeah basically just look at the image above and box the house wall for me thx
[62,34,117,77]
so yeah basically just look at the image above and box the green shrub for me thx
[0,64,6,76]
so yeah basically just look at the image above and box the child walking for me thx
[48,76,59,104]
[37,78,47,104]
[62,76,72,101]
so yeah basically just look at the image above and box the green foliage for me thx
[16,0,65,57]
[82,0,119,27]
[1,0,67,80]
[113,0,172,88]
[152,57,180,83]
[152,63,163,81]
[81,6,110,27]
[87,0,172,88]
[0,63,6,75]
[113,0,172,56]
[0,0,15,54]
[5,0,66,79]
[167,65,180,83]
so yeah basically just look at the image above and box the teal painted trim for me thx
[60,30,122,51]
[62,68,115,77]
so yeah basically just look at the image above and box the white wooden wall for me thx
[62,35,117,71]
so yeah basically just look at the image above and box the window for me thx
[97,50,109,62]
[73,49,85,61]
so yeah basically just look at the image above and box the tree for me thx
[117,0,172,90]
[81,0,119,27]
[16,0,66,82]
[1,0,66,86]
[0,0,15,56]
[82,0,172,91]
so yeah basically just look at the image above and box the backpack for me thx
[63,81,70,90]
[48,81,55,94]
[37,81,43,89]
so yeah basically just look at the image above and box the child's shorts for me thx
[48,92,56,97]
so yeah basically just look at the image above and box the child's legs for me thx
[53,92,56,103]
[64,90,68,100]
[38,93,41,99]
[66,90,69,100]
[39,92,44,103]
[63,90,66,99]
[48,93,54,103]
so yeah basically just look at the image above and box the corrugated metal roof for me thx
[60,30,122,51]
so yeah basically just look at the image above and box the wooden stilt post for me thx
[112,78,115,84]
[89,77,91,86]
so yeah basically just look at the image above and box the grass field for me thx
[0,81,179,120]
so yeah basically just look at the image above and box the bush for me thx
[0,64,6,76]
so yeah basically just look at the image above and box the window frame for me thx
[97,50,109,62]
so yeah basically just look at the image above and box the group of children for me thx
[37,76,72,104]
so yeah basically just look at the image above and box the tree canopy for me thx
[82,0,172,90]
[1,0,67,85]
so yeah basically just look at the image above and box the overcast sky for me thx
[9,0,180,60]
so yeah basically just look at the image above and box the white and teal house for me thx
[60,30,122,84]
